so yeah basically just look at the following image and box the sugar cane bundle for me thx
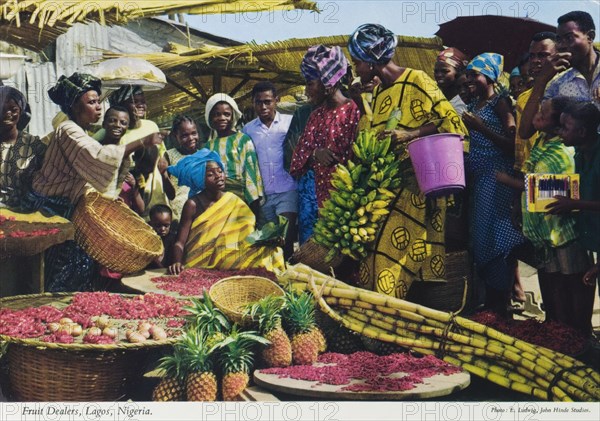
[313,125,402,262]
[279,264,600,402]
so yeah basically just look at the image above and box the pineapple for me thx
[180,330,217,401]
[184,291,230,349]
[326,326,365,354]
[245,295,292,368]
[152,347,187,401]
[284,291,321,365]
[214,326,270,401]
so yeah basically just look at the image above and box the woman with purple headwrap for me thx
[290,44,361,207]
[0,86,46,207]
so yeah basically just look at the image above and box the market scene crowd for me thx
[1,8,600,402]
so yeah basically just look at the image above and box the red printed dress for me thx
[290,100,360,207]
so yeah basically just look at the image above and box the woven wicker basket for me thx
[290,237,346,275]
[0,293,178,401]
[405,250,472,313]
[209,276,284,326]
[72,191,163,274]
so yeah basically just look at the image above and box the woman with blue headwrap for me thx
[463,53,525,316]
[347,24,468,299]
[167,149,284,275]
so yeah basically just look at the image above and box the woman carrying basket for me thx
[26,73,162,292]
[347,23,468,298]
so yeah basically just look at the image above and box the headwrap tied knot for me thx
[109,85,144,106]
[436,47,469,72]
[467,53,504,82]
[300,45,349,87]
[167,148,224,197]
[348,23,398,65]
[47,73,101,115]
[0,86,31,130]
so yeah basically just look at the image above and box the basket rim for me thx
[0,292,181,351]
[208,275,284,298]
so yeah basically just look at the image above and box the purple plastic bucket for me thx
[407,133,465,197]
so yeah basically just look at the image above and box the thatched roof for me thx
[0,0,318,51]
[105,34,444,124]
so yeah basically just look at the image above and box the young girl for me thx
[167,149,283,275]
[498,96,590,330]
[203,93,263,218]
[462,52,525,316]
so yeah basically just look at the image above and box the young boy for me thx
[547,101,600,336]
[99,106,145,215]
[148,204,176,269]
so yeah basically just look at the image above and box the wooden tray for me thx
[254,363,470,400]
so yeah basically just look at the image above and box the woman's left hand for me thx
[545,195,578,214]
[462,111,485,131]
[313,148,340,166]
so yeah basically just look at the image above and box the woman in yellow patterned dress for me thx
[167,148,284,275]
[347,23,468,298]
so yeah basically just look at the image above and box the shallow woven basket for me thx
[405,250,472,313]
[209,276,284,326]
[0,293,178,401]
[72,191,163,274]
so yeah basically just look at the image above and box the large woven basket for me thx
[72,191,163,274]
[0,293,178,401]
[405,250,472,313]
[209,276,284,326]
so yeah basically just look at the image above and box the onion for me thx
[102,327,117,338]
[70,324,83,336]
[47,322,61,333]
[128,332,147,343]
[150,326,167,340]
[96,316,110,329]
[59,317,73,325]
[139,329,151,339]
[87,327,102,336]
[57,325,73,335]
[138,321,152,331]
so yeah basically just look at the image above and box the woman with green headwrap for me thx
[28,73,162,291]
[347,23,468,299]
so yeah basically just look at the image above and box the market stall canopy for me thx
[435,15,556,70]
[102,34,444,124]
[0,0,319,51]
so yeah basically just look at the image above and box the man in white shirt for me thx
[243,81,297,259]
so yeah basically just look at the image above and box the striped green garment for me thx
[521,134,578,251]
[205,131,264,205]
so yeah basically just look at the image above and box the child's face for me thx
[210,102,233,134]
[149,212,171,237]
[533,100,555,133]
[103,110,129,143]
[204,161,225,193]
[509,76,525,99]
[175,120,198,153]
[559,113,584,147]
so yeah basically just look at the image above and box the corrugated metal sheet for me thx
[56,22,110,77]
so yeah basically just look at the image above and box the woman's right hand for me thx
[142,132,164,148]
[168,262,184,275]
[313,148,340,167]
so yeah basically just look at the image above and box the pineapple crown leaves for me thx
[177,329,214,373]
[283,290,316,334]
[156,346,187,382]
[242,294,286,334]
[211,325,270,374]
[183,291,230,336]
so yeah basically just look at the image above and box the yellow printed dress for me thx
[359,69,468,298]
[184,192,284,272]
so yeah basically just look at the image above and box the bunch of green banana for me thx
[313,128,402,262]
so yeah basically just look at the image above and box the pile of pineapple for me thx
[152,290,327,401]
